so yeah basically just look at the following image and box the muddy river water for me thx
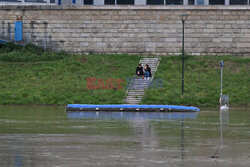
[0,105,249,167]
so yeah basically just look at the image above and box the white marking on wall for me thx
[94,0,104,5]
[135,0,146,5]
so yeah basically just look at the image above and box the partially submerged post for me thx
[220,60,229,110]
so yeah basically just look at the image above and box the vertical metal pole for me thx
[221,65,223,95]
[115,0,117,5]
[182,19,185,94]
[27,30,29,44]
[10,25,12,42]
[44,33,47,51]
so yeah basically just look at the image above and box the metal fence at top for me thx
[0,0,250,5]
[0,22,55,51]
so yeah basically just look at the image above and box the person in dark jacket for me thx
[144,64,152,79]
[136,64,144,77]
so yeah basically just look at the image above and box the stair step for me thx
[141,59,159,60]
[131,82,151,84]
[128,89,144,92]
[126,96,143,98]
[125,57,160,104]
[141,63,158,64]
[132,84,151,85]
[132,80,151,82]
[130,84,151,86]
[127,93,144,95]
[131,84,151,86]
[130,86,149,89]
[132,81,151,83]
[128,92,144,93]
[131,83,151,85]
[125,98,142,100]
[125,100,142,102]
[128,90,144,92]
[141,62,158,63]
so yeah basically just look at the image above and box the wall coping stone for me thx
[1,5,250,11]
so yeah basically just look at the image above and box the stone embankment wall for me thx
[1,5,250,55]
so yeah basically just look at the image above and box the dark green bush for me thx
[0,42,23,54]
[0,43,67,62]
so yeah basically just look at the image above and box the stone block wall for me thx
[0,5,250,55]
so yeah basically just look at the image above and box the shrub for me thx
[0,43,68,62]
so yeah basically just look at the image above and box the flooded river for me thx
[0,106,249,167]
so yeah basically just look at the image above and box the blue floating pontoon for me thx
[67,111,199,120]
[66,104,200,112]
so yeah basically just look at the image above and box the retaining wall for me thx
[1,5,250,55]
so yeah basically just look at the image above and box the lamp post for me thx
[180,14,189,94]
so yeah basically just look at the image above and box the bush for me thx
[0,42,23,54]
[0,43,68,62]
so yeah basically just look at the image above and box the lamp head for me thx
[180,13,189,22]
[180,14,188,17]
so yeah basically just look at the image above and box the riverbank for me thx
[0,43,249,107]
[0,43,141,104]
[143,55,250,107]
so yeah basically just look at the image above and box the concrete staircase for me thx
[124,57,160,104]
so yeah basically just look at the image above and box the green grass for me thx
[0,43,142,104]
[142,55,250,107]
[0,43,249,107]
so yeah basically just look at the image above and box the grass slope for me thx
[0,43,249,107]
[142,55,250,107]
[0,43,141,104]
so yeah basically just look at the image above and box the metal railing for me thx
[0,0,56,5]
[0,24,53,51]
[0,0,249,6]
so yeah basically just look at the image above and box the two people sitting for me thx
[136,64,152,79]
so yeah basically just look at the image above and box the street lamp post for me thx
[180,14,189,94]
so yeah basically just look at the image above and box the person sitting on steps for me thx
[144,64,151,79]
[136,64,144,77]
